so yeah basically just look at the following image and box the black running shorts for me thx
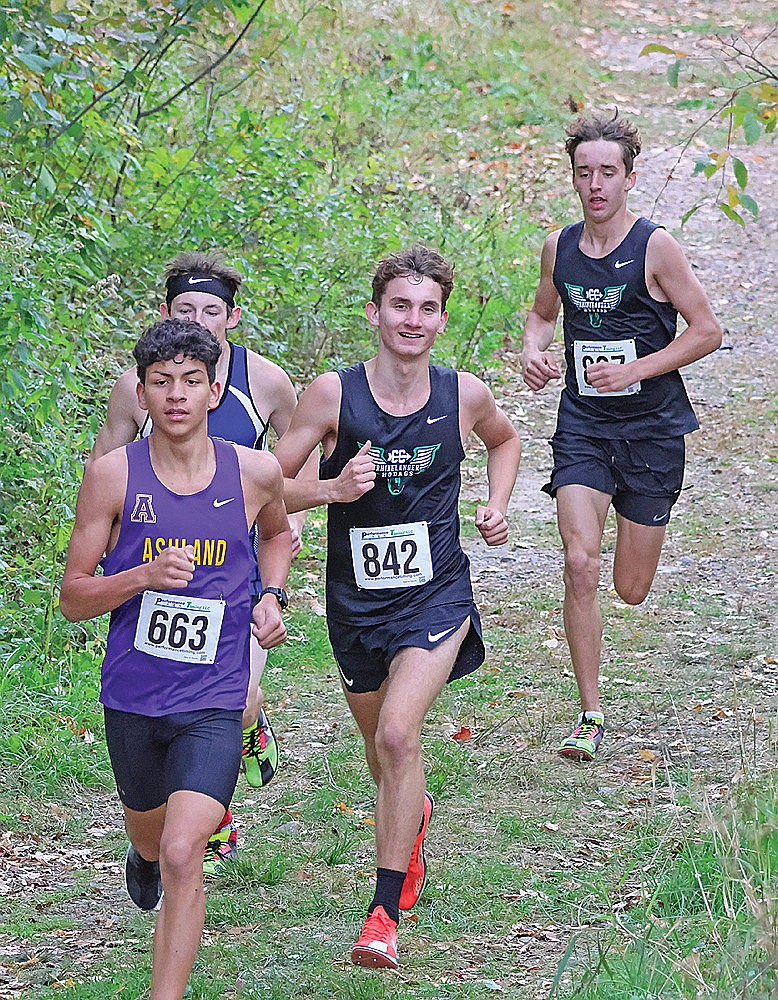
[542,431,685,526]
[104,707,243,812]
[327,602,484,694]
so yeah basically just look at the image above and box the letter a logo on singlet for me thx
[565,283,626,328]
[360,442,442,496]
[131,493,157,523]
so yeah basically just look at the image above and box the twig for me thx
[137,2,268,120]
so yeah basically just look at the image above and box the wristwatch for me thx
[259,586,289,610]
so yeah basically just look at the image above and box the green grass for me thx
[555,779,778,999]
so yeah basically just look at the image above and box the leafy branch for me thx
[640,30,777,226]
[137,2,268,119]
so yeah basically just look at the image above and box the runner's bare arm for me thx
[274,373,376,513]
[59,452,195,621]
[88,370,144,466]
[252,355,320,555]
[521,231,563,391]
[587,229,722,393]
[248,454,292,649]
[460,374,521,546]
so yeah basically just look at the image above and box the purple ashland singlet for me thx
[99,437,253,716]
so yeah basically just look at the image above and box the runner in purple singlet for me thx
[60,318,292,1000]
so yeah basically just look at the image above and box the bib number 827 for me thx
[362,539,419,579]
[146,609,208,652]
[582,352,625,383]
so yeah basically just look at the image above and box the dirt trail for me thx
[473,0,777,686]
[459,4,777,992]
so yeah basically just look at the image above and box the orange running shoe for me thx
[351,905,399,969]
[399,791,434,910]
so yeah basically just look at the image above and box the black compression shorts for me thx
[104,706,243,812]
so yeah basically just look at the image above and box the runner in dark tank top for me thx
[274,245,521,970]
[521,112,721,764]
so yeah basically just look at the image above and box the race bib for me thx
[573,339,640,396]
[349,521,433,590]
[134,590,226,664]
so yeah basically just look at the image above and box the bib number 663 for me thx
[147,608,208,651]
[134,590,226,663]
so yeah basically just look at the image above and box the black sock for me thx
[368,868,405,924]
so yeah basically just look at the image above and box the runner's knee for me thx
[375,720,419,768]
[159,832,206,883]
[563,546,600,596]
[613,574,651,606]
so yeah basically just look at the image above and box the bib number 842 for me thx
[362,539,419,579]
[349,521,433,590]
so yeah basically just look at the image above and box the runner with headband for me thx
[90,251,317,872]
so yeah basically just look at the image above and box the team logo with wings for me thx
[360,442,442,495]
[564,283,626,328]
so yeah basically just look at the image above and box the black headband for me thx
[166,273,236,310]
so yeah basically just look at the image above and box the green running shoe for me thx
[558,712,605,762]
[242,708,279,788]
[202,812,238,877]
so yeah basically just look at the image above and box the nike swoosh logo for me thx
[614,259,634,269]
[426,415,448,424]
[213,497,235,508]
[428,626,456,643]
[188,276,211,285]
[337,667,355,687]
[653,512,667,523]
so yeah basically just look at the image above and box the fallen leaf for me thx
[451,726,472,741]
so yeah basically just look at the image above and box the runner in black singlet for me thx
[521,112,722,762]
[274,245,521,970]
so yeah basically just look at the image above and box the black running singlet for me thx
[320,364,474,624]
[553,217,699,439]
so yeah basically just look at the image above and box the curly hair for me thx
[565,111,642,174]
[371,244,455,310]
[133,318,222,384]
